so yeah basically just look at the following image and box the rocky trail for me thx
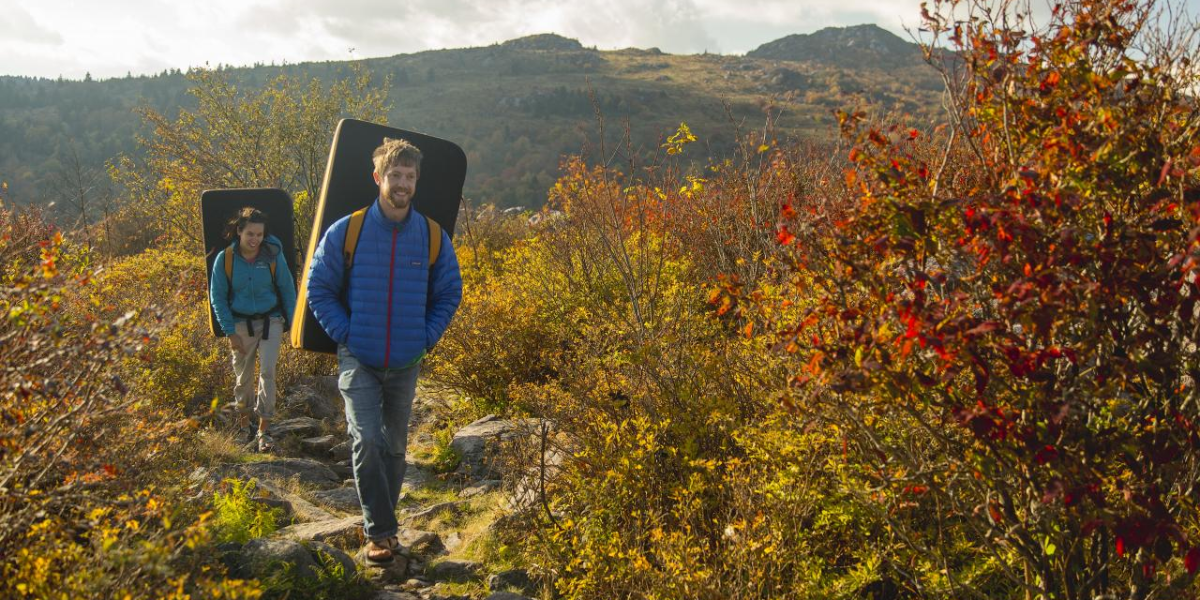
[189,376,555,600]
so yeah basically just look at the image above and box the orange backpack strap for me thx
[426,216,442,267]
[343,208,368,270]
[223,244,235,281]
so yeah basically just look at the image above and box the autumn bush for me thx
[0,204,260,599]
[429,127,903,598]
[727,0,1200,597]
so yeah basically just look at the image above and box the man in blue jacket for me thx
[305,138,462,565]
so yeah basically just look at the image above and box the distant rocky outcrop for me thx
[748,24,925,70]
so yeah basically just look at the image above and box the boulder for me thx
[451,415,547,480]
[403,500,466,526]
[301,434,338,454]
[275,516,364,549]
[309,540,357,578]
[460,480,501,498]
[270,416,324,439]
[290,385,342,421]
[426,559,483,583]
[397,528,442,555]
[485,593,534,600]
[488,568,536,594]
[311,487,361,513]
[234,458,341,489]
[372,589,420,600]
[241,538,318,580]
[330,440,353,461]
[357,549,410,584]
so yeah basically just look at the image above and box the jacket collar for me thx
[369,197,420,229]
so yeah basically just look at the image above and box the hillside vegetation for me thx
[0,26,945,212]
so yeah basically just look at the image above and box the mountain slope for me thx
[0,29,947,211]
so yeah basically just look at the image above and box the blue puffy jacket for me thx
[210,235,297,336]
[306,200,462,369]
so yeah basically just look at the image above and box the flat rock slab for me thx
[403,500,466,526]
[397,528,442,555]
[252,478,338,523]
[372,589,421,600]
[241,538,318,580]
[358,550,410,584]
[485,593,535,600]
[330,440,353,461]
[234,458,341,489]
[488,568,536,594]
[301,434,338,453]
[311,487,361,513]
[270,416,324,439]
[426,559,482,583]
[275,516,364,550]
[460,480,501,498]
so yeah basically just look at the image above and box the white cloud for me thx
[0,0,1196,79]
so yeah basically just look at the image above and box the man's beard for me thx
[388,190,411,209]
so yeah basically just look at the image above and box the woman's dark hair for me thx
[223,207,270,241]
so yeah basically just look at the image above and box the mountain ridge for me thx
[0,25,944,210]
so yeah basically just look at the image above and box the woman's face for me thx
[238,222,265,253]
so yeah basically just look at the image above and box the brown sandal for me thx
[364,539,393,565]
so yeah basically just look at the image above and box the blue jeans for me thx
[337,345,419,541]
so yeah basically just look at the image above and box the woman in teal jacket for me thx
[209,207,297,452]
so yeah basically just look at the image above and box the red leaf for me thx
[1117,536,1126,557]
[1187,547,1200,574]
[776,226,796,246]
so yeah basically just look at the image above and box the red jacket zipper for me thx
[384,226,399,368]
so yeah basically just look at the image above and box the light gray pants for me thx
[230,315,284,420]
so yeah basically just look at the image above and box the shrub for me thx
[86,246,230,412]
[744,0,1200,597]
[0,206,261,599]
[212,479,283,545]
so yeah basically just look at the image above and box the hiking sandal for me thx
[256,431,275,453]
[364,539,393,565]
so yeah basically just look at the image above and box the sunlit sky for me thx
[2,0,1198,80]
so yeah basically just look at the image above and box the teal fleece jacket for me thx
[209,235,297,336]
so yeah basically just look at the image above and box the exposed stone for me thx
[372,589,420,600]
[270,416,324,439]
[442,531,462,553]
[357,549,410,584]
[426,559,482,583]
[241,538,318,581]
[488,568,536,594]
[311,487,361,513]
[225,458,341,489]
[253,478,338,523]
[291,385,342,421]
[398,529,442,555]
[403,500,466,526]
[459,480,501,498]
[301,434,338,454]
[275,516,364,550]
[330,440,353,461]
[451,415,549,480]
[251,495,295,524]
[309,540,357,578]
[485,593,534,600]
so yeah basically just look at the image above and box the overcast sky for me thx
[0,0,936,79]
[2,0,1197,80]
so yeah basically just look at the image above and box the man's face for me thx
[374,162,419,212]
